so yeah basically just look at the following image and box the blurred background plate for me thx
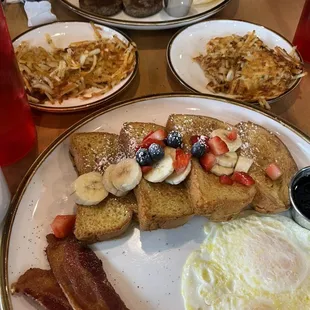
[58,0,231,30]
[13,21,138,113]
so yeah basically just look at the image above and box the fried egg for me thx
[182,213,310,310]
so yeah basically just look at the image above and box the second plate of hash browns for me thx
[13,21,138,112]
[168,20,306,109]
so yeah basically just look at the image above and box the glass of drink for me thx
[0,3,37,166]
[293,0,310,63]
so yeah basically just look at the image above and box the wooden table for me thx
[3,0,310,194]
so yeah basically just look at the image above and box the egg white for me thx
[182,213,310,310]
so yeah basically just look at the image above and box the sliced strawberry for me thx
[136,129,167,150]
[231,172,255,187]
[139,138,165,149]
[208,136,229,155]
[144,129,167,142]
[190,135,209,145]
[199,153,216,172]
[143,130,154,141]
[51,215,76,239]
[173,148,191,174]
[141,166,152,174]
[219,175,234,185]
[266,163,282,180]
[227,129,238,141]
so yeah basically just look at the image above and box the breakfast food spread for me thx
[11,113,304,310]
[194,31,306,108]
[66,114,297,242]
[182,213,310,309]
[16,23,136,105]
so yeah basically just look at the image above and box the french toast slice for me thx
[236,121,298,213]
[69,132,135,243]
[166,114,256,221]
[119,122,193,230]
[74,194,135,243]
[69,132,124,175]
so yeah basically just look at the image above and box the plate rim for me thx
[166,19,303,105]
[12,20,139,113]
[58,0,231,28]
[2,93,310,309]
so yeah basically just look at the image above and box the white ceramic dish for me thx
[59,0,230,30]
[167,19,302,105]
[2,94,310,310]
[13,21,138,113]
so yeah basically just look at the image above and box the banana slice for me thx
[166,161,191,185]
[111,159,142,192]
[210,164,234,176]
[216,152,238,168]
[103,164,128,197]
[210,129,242,152]
[165,147,176,160]
[235,156,254,173]
[144,151,174,183]
[73,171,108,206]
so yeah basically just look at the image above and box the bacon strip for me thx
[46,234,129,310]
[12,268,72,310]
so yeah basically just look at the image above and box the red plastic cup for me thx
[0,4,36,166]
[293,0,310,63]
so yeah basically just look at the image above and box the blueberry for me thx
[191,141,206,158]
[166,131,182,148]
[136,148,152,166]
[148,143,164,162]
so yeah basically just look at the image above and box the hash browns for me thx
[15,23,136,105]
[194,31,305,108]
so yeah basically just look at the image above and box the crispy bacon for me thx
[46,234,129,310]
[11,268,72,310]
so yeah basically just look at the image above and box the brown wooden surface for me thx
[3,0,310,194]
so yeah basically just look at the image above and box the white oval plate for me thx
[59,0,230,30]
[2,94,310,310]
[13,21,138,113]
[167,20,302,105]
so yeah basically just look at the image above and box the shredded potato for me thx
[16,23,137,104]
[194,31,306,109]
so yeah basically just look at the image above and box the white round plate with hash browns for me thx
[13,21,138,113]
[167,19,303,107]
[2,94,310,310]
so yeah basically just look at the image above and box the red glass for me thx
[293,0,310,63]
[0,4,36,166]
